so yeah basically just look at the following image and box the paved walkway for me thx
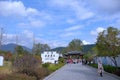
[44,64,120,80]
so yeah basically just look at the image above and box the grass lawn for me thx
[0,61,36,80]
[48,63,64,72]
[0,61,12,74]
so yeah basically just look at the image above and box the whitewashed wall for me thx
[94,55,120,67]
[41,51,59,64]
[0,56,4,66]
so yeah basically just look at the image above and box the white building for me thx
[41,51,59,64]
[0,56,4,66]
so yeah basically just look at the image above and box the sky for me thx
[0,0,120,49]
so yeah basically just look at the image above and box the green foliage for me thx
[42,63,50,68]
[96,27,120,57]
[103,65,117,73]
[32,43,50,55]
[65,39,83,52]
[48,63,64,72]
[51,47,65,54]
[82,44,95,53]
[0,51,13,61]
[58,57,65,63]
[84,52,93,61]
[89,64,98,68]
[89,64,118,73]
[96,27,120,67]
[0,61,12,74]
[15,45,29,57]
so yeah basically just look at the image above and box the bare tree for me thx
[0,28,7,50]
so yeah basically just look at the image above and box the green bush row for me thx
[89,64,117,73]
[42,63,64,72]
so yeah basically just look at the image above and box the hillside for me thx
[82,44,95,53]
[51,44,95,53]
[51,47,65,52]
[0,43,95,53]
[0,43,32,53]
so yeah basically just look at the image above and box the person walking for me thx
[98,60,104,77]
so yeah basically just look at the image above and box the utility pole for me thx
[0,28,4,50]
[32,34,35,55]
[15,34,18,59]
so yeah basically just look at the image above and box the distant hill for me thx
[51,47,66,52]
[82,44,95,53]
[0,43,95,53]
[0,43,32,53]
[51,44,95,53]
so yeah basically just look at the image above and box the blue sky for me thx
[0,0,120,48]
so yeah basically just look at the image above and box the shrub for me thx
[103,65,117,73]
[89,64,98,68]
[13,55,49,80]
[13,55,40,72]
[42,63,50,68]
[58,57,65,63]
[89,64,118,74]
[48,63,64,72]
[0,73,36,80]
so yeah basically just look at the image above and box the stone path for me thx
[44,64,120,80]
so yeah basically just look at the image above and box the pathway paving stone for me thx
[44,64,120,80]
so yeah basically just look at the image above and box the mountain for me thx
[0,43,32,53]
[51,47,66,52]
[51,44,95,53]
[82,44,95,53]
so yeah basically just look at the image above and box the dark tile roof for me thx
[66,50,83,55]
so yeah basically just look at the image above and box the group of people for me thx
[66,58,82,64]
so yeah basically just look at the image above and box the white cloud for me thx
[22,30,33,39]
[60,32,81,38]
[87,0,120,14]
[48,41,67,48]
[66,19,76,24]
[65,25,83,32]
[91,27,105,36]
[49,0,94,20]
[82,40,91,45]
[30,20,45,28]
[18,19,45,28]
[0,1,39,17]
[59,25,82,38]
[5,30,34,48]
[26,8,39,16]
[61,32,75,37]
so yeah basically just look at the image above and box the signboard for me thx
[0,56,4,66]
[45,58,54,60]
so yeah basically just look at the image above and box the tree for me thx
[15,45,29,57]
[66,39,83,52]
[32,43,50,55]
[0,28,6,50]
[96,27,120,67]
